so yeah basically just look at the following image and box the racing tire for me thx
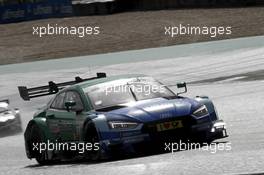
[30,124,51,165]
[84,121,101,161]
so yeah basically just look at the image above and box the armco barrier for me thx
[73,0,264,16]
[2,0,264,24]
[72,0,116,16]
[0,0,72,24]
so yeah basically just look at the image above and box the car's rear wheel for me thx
[84,121,101,161]
[30,124,50,165]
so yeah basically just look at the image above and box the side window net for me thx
[51,92,66,109]
[65,91,84,111]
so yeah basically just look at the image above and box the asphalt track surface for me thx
[0,36,264,175]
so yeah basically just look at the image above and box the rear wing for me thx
[18,72,106,101]
[0,99,9,104]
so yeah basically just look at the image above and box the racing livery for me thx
[18,73,228,164]
[0,99,22,133]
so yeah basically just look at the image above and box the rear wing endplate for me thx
[18,72,106,101]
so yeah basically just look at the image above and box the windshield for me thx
[129,81,175,101]
[84,77,175,110]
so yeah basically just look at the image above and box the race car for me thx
[18,73,228,164]
[0,99,22,133]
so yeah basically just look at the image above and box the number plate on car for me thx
[156,120,183,132]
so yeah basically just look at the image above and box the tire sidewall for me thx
[30,124,49,165]
[83,121,101,161]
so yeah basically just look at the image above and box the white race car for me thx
[0,99,22,133]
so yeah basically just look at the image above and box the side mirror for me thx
[177,82,187,95]
[65,101,76,112]
[14,108,20,114]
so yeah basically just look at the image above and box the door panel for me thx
[65,91,85,141]
[46,109,76,142]
[46,90,85,142]
[46,91,76,142]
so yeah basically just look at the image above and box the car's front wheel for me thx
[84,121,101,161]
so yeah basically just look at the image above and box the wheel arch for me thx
[81,114,107,141]
[24,118,54,159]
[82,118,96,140]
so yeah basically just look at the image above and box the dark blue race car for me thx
[19,73,228,164]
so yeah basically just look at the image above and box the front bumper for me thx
[0,117,21,131]
[101,119,228,156]
[191,120,228,141]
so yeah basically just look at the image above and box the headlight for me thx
[192,105,209,118]
[108,121,139,129]
[0,113,15,122]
